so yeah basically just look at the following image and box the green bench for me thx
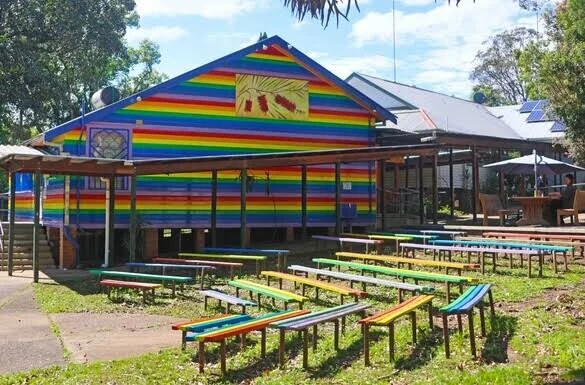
[228,279,307,309]
[312,258,475,301]
[179,253,267,276]
[89,269,193,297]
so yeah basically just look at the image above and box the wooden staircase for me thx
[0,223,56,271]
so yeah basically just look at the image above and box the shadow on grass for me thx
[481,314,518,363]
[394,326,443,371]
[558,368,585,385]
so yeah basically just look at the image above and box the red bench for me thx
[99,279,162,304]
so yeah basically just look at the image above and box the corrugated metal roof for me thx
[347,73,522,139]
[0,145,44,158]
[487,104,564,142]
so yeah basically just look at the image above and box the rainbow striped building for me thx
[24,36,394,257]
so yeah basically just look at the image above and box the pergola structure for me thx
[0,143,437,281]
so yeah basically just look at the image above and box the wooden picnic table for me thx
[511,196,553,226]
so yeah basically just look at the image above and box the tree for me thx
[470,28,538,105]
[537,0,585,164]
[470,85,509,107]
[117,40,168,97]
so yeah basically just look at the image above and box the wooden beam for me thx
[7,172,16,276]
[129,175,137,262]
[211,170,218,248]
[432,151,439,224]
[335,161,342,235]
[240,168,247,248]
[33,170,42,283]
[471,146,479,223]
[449,148,455,218]
[301,165,308,240]
[418,156,424,224]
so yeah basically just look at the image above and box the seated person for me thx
[550,174,577,222]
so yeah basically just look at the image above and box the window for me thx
[88,128,129,190]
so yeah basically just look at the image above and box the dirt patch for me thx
[52,313,186,363]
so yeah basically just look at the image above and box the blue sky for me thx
[127,0,539,98]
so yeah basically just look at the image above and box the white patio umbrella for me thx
[483,151,585,176]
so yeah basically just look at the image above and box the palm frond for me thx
[283,0,360,28]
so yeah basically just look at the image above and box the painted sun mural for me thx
[235,74,309,120]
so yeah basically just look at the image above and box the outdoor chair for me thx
[557,190,585,226]
[479,193,518,226]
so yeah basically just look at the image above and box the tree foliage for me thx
[470,85,509,107]
[470,27,538,105]
[0,0,166,144]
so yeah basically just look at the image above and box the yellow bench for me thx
[261,270,367,304]
[336,252,480,275]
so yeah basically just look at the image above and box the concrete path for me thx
[53,313,182,363]
[0,274,65,374]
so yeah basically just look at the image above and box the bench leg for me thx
[261,328,267,358]
[302,329,309,369]
[491,252,496,273]
[457,314,463,334]
[488,289,495,315]
[142,289,146,305]
[411,312,417,344]
[341,316,346,334]
[428,301,434,329]
[181,330,187,350]
[564,251,568,272]
[240,333,246,349]
[312,324,318,352]
[442,314,450,358]
[227,303,231,313]
[446,283,451,303]
[389,322,395,362]
[539,252,543,277]
[334,320,340,351]
[398,289,403,303]
[241,305,246,314]
[479,302,486,337]
[257,294,261,310]
[279,329,286,369]
[363,324,370,366]
[528,253,532,278]
[198,341,205,373]
[468,310,476,358]
[480,252,485,274]
[204,296,208,311]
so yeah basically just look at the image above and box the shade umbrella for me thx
[483,153,585,176]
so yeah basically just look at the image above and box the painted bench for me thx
[440,284,495,358]
[228,279,307,309]
[200,289,257,314]
[89,269,193,297]
[271,303,370,369]
[288,265,433,302]
[360,294,434,365]
[152,257,243,279]
[372,232,438,242]
[99,279,162,304]
[312,235,383,253]
[173,310,308,375]
[340,233,412,252]
[179,253,267,276]
[125,262,215,289]
[336,251,480,275]
[431,239,570,273]
[483,231,585,259]
[204,247,290,272]
[313,258,474,302]
[400,242,545,277]
[261,270,367,304]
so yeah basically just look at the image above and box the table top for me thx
[511,196,552,202]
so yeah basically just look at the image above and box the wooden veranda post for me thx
[471,146,479,223]
[301,165,307,240]
[449,148,455,218]
[377,159,385,230]
[418,156,424,224]
[240,168,247,248]
[7,172,16,276]
[211,170,218,247]
[335,161,342,234]
[432,150,438,224]
[129,175,137,263]
[32,170,42,283]
[108,175,116,266]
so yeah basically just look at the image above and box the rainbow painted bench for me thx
[200,290,257,314]
[312,235,383,253]
[360,294,434,365]
[152,257,243,279]
[440,284,494,358]
[179,253,267,276]
[261,270,367,304]
[228,279,307,309]
[89,269,193,297]
[204,247,290,272]
[288,265,433,302]
[99,279,162,304]
[172,310,308,375]
[313,258,475,302]
[336,251,480,275]
[271,303,370,369]
[125,262,214,289]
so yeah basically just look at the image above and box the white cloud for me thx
[207,32,259,48]
[135,0,262,19]
[126,26,188,44]
[308,52,397,80]
[349,0,533,96]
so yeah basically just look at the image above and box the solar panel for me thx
[534,99,548,110]
[550,121,567,132]
[527,109,545,122]
[519,100,538,113]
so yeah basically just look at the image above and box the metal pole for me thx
[211,170,218,248]
[449,148,455,218]
[301,165,307,240]
[335,162,342,235]
[33,170,41,283]
[7,172,16,276]
[129,175,137,262]
[240,168,247,248]
[418,156,424,224]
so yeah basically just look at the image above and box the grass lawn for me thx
[1,252,585,385]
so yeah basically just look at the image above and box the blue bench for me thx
[200,289,257,314]
[203,247,290,271]
[271,303,370,369]
[439,284,494,358]
[431,239,570,273]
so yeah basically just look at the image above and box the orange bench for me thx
[99,279,162,304]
